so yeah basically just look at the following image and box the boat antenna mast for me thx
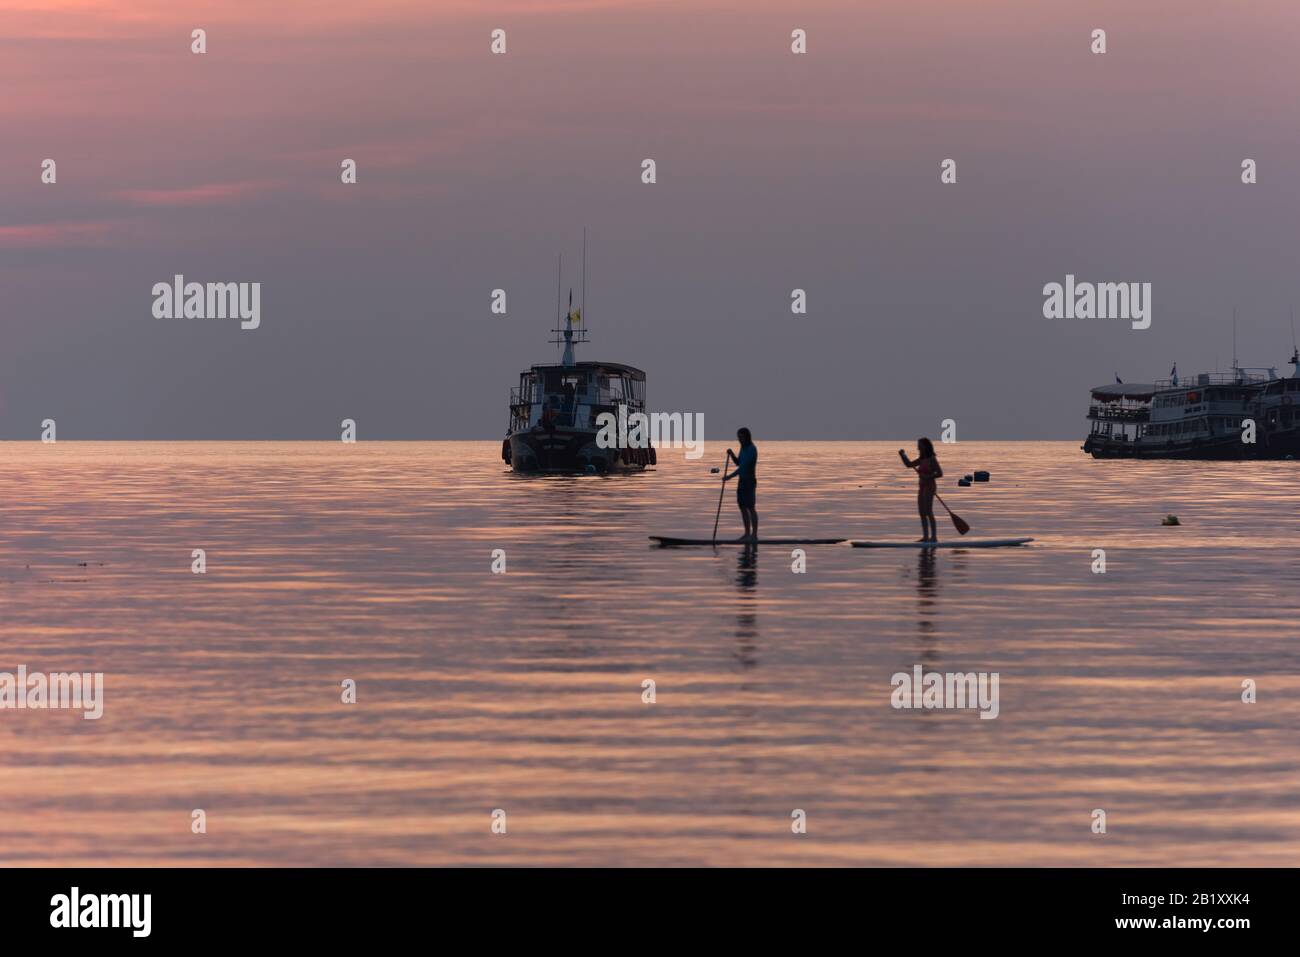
[549,232,590,367]
[555,254,562,357]
[1232,308,1240,382]
[1290,306,1299,376]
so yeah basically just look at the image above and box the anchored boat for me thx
[502,292,653,474]
[1082,348,1300,459]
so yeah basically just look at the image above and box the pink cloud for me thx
[112,179,276,207]
[0,220,117,248]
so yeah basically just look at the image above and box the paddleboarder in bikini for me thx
[899,438,942,542]
[726,428,758,542]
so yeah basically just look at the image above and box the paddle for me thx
[933,492,970,535]
[711,452,730,542]
[899,448,970,536]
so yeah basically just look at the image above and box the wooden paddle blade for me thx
[950,512,971,535]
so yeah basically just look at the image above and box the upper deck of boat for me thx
[526,360,646,379]
[1091,371,1278,403]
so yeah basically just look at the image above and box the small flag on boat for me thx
[1170,362,1178,385]
[1115,373,1123,383]
[568,307,582,325]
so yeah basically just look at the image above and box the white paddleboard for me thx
[850,537,1033,549]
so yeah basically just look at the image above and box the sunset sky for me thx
[3,0,1299,438]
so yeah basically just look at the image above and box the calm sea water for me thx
[0,441,1297,866]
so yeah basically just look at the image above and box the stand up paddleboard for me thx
[650,537,846,547]
[850,538,1033,549]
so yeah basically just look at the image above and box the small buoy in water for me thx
[974,470,990,482]
[710,467,720,473]
[957,478,972,487]
[963,474,974,483]
[1162,514,1181,526]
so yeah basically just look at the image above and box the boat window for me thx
[544,372,585,395]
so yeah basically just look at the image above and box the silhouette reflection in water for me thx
[733,544,758,668]
[912,549,940,660]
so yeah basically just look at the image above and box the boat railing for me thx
[1153,372,1270,389]
[511,386,644,410]
[1088,404,1150,422]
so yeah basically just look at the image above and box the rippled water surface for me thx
[1,441,1297,866]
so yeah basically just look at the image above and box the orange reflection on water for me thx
[0,441,1297,865]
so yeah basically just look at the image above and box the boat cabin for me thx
[1086,383,1154,444]
[509,361,646,433]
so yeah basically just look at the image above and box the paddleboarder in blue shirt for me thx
[726,428,758,541]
